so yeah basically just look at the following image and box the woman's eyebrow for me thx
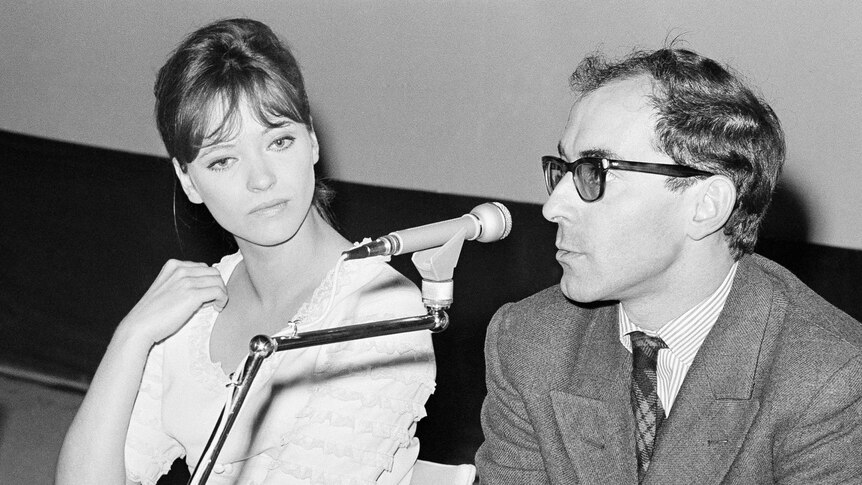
[197,139,235,158]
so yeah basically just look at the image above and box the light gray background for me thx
[3,1,860,249]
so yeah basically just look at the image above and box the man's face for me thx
[543,76,694,305]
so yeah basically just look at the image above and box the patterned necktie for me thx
[629,331,668,482]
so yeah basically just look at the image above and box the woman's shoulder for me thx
[346,257,419,298]
[330,256,424,324]
[213,251,243,281]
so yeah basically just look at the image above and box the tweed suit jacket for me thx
[475,254,862,484]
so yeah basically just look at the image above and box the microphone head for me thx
[470,202,512,243]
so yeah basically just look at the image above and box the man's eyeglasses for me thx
[541,155,714,202]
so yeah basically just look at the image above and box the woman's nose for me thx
[246,158,276,192]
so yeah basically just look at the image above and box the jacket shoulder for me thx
[486,286,614,384]
[490,286,594,338]
[747,254,862,352]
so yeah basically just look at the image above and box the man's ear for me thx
[689,175,736,241]
[172,158,204,204]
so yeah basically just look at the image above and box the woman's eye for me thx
[207,158,233,171]
[271,136,294,150]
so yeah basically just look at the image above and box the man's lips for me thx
[556,247,585,259]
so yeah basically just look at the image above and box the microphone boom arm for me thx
[188,304,450,485]
[189,202,510,484]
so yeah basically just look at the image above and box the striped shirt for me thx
[617,262,738,414]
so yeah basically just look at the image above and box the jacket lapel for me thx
[550,304,639,483]
[645,257,781,484]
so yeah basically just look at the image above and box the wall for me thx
[2,1,861,249]
[4,130,862,471]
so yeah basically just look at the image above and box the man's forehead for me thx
[583,75,653,105]
[560,76,658,159]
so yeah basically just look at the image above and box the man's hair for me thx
[570,45,785,259]
[155,18,332,215]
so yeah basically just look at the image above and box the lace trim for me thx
[314,357,435,386]
[186,252,242,388]
[187,250,387,388]
[271,359,433,481]
[126,440,184,485]
[312,381,435,415]
[188,305,232,388]
[270,459,377,485]
[277,432,398,471]
[249,256,391,384]
[293,407,415,444]
[324,336,432,357]
[284,239,381,333]
[170,247,429,485]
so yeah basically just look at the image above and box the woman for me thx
[56,18,435,485]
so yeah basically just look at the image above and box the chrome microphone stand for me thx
[188,241,461,485]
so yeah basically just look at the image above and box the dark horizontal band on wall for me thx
[2,129,861,468]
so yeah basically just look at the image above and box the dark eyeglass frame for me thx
[541,155,714,202]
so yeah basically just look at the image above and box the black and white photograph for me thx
[1,2,860,484]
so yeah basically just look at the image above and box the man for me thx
[475,46,862,484]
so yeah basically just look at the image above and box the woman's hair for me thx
[155,18,332,215]
[569,45,785,259]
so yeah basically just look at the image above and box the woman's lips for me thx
[250,199,288,216]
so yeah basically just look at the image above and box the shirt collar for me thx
[618,262,738,364]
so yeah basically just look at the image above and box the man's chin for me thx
[559,280,595,303]
[559,285,618,310]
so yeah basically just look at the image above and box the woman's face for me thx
[173,100,319,248]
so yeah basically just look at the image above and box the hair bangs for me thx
[243,69,307,128]
[172,83,240,166]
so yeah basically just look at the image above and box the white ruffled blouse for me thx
[124,251,436,485]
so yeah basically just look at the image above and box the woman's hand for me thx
[57,259,227,485]
[119,259,228,345]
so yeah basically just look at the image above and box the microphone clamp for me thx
[342,235,399,261]
[341,201,512,261]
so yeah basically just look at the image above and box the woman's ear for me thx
[688,175,736,241]
[172,158,204,204]
[308,123,320,165]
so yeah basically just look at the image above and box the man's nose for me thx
[542,172,577,223]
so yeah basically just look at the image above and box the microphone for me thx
[342,202,512,261]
